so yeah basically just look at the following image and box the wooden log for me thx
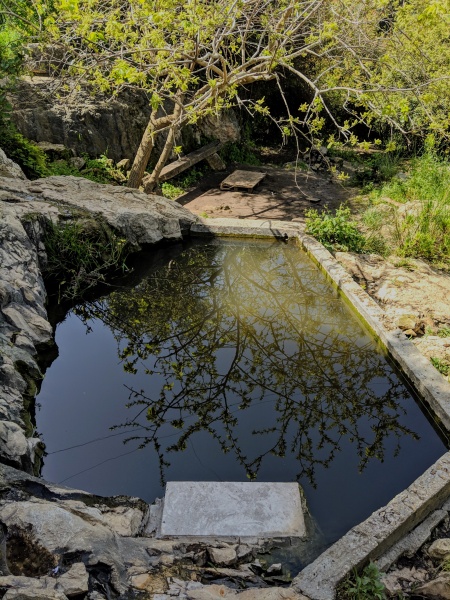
[158,141,223,182]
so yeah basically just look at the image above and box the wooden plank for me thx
[220,169,266,191]
[159,141,223,182]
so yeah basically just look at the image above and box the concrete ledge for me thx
[292,452,450,600]
[297,231,450,433]
[191,218,302,239]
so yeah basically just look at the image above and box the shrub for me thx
[43,220,130,301]
[339,563,385,600]
[305,205,366,253]
[364,153,450,266]
[431,357,450,376]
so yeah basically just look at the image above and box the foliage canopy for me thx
[1,0,449,187]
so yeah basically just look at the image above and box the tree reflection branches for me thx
[74,241,418,486]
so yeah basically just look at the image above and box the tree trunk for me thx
[143,125,177,193]
[127,109,157,189]
[143,94,184,193]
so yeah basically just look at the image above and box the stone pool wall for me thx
[1,166,450,599]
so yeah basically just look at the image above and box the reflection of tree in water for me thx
[75,240,417,486]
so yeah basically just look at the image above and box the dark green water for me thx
[36,238,446,548]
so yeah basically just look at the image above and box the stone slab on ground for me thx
[160,482,305,538]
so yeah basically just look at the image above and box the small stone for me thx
[397,314,417,331]
[187,585,232,599]
[160,554,175,566]
[206,153,226,171]
[428,538,450,559]
[250,559,264,572]
[404,329,417,337]
[396,172,409,181]
[208,547,237,567]
[381,567,427,596]
[69,157,86,170]
[236,545,254,561]
[266,563,282,575]
[56,562,89,597]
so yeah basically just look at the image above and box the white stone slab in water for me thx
[160,481,306,538]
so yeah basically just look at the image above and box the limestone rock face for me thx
[9,78,152,163]
[0,175,196,246]
[0,174,195,477]
[9,77,240,162]
[207,546,238,567]
[0,149,27,180]
[0,200,50,472]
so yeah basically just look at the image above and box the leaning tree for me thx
[3,0,448,190]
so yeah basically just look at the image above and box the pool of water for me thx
[36,238,447,549]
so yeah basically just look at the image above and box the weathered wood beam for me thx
[158,141,224,182]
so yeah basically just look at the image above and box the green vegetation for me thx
[159,167,207,200]
[360,152,450,266]
[47,155,127,185]
[438,327,450,338]
[339,563,386,600]
[220,141,261,166]
[2,0,447,192]
[160,182,185,200]
[43,220,130,301]
[305,206,366,253]
[0,95,48,178]
[430,357,450,377]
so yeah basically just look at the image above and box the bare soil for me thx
[179,164,350,222]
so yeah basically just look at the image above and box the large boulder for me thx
[0,175,196,246]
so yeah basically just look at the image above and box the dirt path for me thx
[179,164,350,221]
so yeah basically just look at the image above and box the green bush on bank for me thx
[305,205,366,253]
[43,220,130,301]
[338,562,386,600]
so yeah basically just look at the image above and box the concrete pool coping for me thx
[190,217,450,599]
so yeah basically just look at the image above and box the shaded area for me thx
[178,165,350,221]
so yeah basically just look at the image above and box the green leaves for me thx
[305,205,366,253]
[341,563,386,600]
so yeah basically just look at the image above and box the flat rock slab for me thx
[160,482,305,538]
[220,170,266,191]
